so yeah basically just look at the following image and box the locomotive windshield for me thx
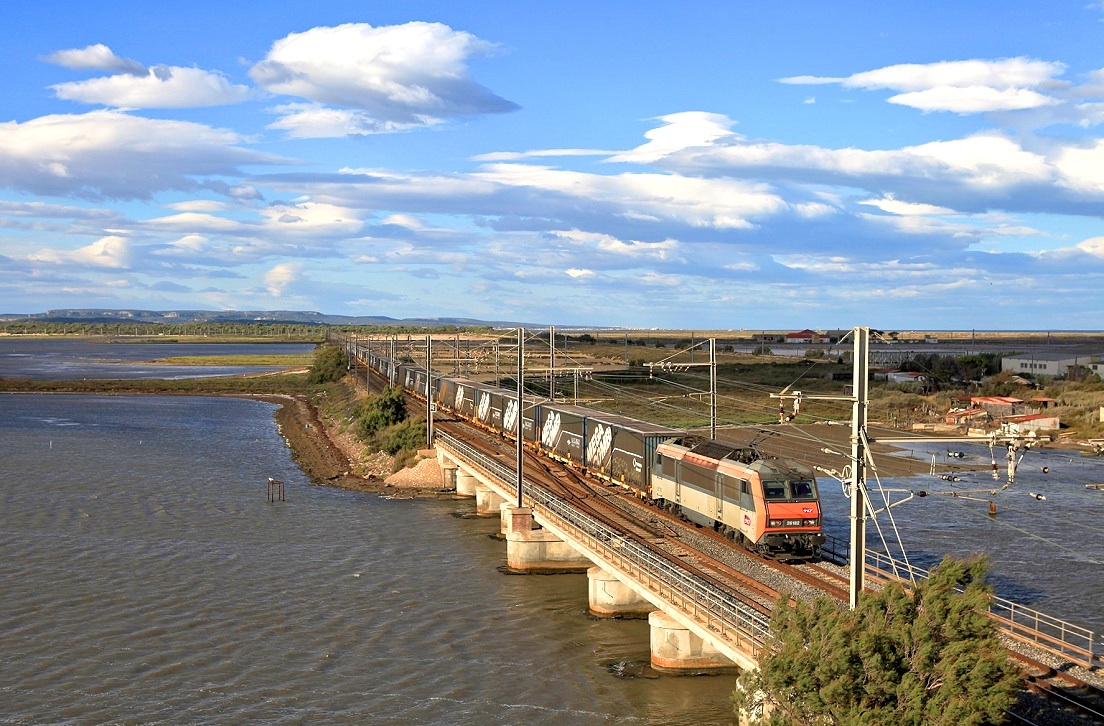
[761,478,818,501]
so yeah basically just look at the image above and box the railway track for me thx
[354,353,1104,722]
[1010,652,1104,725]
[442,418,781,614]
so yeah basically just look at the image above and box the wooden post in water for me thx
[267,477,285,503]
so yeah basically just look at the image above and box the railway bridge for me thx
[336,331,1104,722]
[434,429,765,673]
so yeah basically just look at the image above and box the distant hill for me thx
[0,309,544,329]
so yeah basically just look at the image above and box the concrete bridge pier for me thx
[475,484,506,515]
[587,567,653,619]
[455,469,478,497]
[648,611,739,674]
[503,507,592,573]
[440,462,458,491]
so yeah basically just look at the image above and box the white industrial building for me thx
[1000,351,1104,378]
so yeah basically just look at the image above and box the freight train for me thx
[362,347,824,558]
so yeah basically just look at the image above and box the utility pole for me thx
[516,328,525,508]
[709,337,717,440]
[425,335,434,448]
[849,327,870,610]
[549,325,555,401]
[389,336,396,387]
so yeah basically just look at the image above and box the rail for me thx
[347,341,1102,673]
[436,432,772,654]
[865,550,1102,670]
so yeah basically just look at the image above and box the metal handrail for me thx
[864,549,1101,669]
[356,344,1102,671]
[436,433,772,647]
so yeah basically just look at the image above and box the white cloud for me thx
[859,195,954,216]
[843,58,1064,93]
[52,66,255,108]
[43,44,145,75]
[565,268,594,278]
[250,21,518,137]
[0,110,287,199]
[551,229,682,261]
[165,200,234,213]
[263,261,302,295]
[1077,236,1104,255]
[473,162,785,229]
[609,112,737,163]
[258,201,364,235]
[472,148,617,162]
[147,211,244,232]
[1053,139,1104,193]
[265,103,431,138]
[28,234,132,269]
[782,58,1067,113]
[888,86,1057,113]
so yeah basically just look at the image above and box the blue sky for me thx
[2,1,1104,329]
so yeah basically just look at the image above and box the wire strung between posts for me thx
[860,427,915,582]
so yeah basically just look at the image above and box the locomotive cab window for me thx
[761,478,818,501]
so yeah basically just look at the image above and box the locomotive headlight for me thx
[803,518,819,527]
[769,519,783,528]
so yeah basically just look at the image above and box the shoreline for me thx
[2,386,449,499]
[238,392,451,499]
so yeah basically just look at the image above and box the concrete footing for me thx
[587,567,653,618]
[475,484,506,515]
[440,462,458,491]
[648,611,739,674]
[455,469,477,497]
[503,507,592,573]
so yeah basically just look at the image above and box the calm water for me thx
[0,338,315,379]
[820,442,1104,634]
[0,394,738,725]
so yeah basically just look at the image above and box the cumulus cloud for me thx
[250,21,518,137]
[43,44,145,75]
[263,261,302,295]
[782,58,1067,113]
[0,110,288,199]
[264,103,433,138]
[52,66,255,108]
[610,112,737,163]
[631,115,1104,215]
[28,234,132,269]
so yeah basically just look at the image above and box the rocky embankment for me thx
[263,393,446,498]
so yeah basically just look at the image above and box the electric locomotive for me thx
[368,350,826,559]
[652,436,824,558]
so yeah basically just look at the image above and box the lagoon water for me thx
[0,394,738,725]
[0,338,315,380]
[2,340,1102,723]
[818,442,1104,635]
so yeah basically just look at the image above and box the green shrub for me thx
[352,386,407,439]
[307,343,348,384]
[379,418,425,455]
[734,556,1019,725]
